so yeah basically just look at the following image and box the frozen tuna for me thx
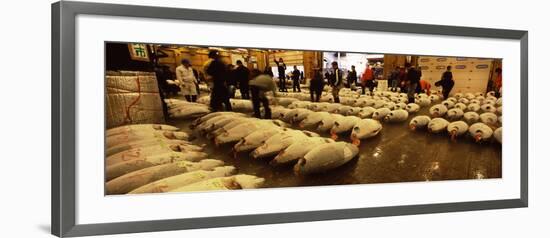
[317,114,345,132]
[454,103,467,111]
[106,124,179,137]
[105,151,208,181]
[294,142,359,175]
[129,166,236,194]
[428,118,450,133]
[214,120,285,145]
[251,130,314,159]
[481,104,497,113]
[357,107,376,118]
[271,137,334,166]
[429,104,448,117]
[384,109,409,122]
[447,121,469,140]
[107,159,225,194]
[480,112,498,125]
[299,111,332,128]
[446,108,464,121]
[330,116,362,139]
[467,103,481,112]
[493,127,502,144]
[106,138,202,157]
[463,112,480,124]
[106,131,192,149]
[350,119,382,145]
[469,122,494,142]
[405,103,420,113]
[233,127,283,153]
[169,174,265,192]
[372,108,391,120]
[409,115,431,130]
[107,143,203,166]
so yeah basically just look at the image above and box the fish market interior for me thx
[104,42,503,195]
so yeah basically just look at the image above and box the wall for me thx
[418,56,498,94]
[0,0,546,238]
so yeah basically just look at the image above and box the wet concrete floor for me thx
[167,105,502,189]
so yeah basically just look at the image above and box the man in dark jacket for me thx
[205,50,232,112]
[291,65,301,92]
[347,65,358,89]
[406,63,421,103]
[435,66,455,99]
[274,57,287,92]
[226,64,237,98]
[328,61,344,103]
[309,68,325,102]
[234,60,250,99]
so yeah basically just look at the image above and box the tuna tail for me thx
[330,131,339,140]
[474,133,482,143]
[450,130,457,142]
[293,159,306,175]
[350,134,361,146]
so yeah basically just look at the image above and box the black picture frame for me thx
[52,1,528,237]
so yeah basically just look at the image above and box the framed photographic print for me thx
[52,1,528,237]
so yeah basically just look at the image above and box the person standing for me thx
[205,50,232,111]
[405,63,421,103]
[192,67,201,96]
[154,65,170,118]
[233,60,250,99]
[361,64,374,94]
[264,66,274,77]
[493,67,502,97]
[388,66,400,92]
[274,57,287,92]
[291,65,301,92]
[249,69,278,119]
[347,65,358,89]
[226,64,237,98]
[309,68,325,102]
[435,65,455,100]
[328,61,344,103]
[176,59,198,102]
[398,66,407,92]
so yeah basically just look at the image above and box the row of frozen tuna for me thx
[105,124,265,195]
[164,98,258,119]
[192,112,363,174]
[409,115,502,143]
[427,95,502,124]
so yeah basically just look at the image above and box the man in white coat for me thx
[176,59,198,102]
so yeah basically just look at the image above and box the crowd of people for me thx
[163,50,503,121]
[171,50,279,119]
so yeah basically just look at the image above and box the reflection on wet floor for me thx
[169,107,501,189]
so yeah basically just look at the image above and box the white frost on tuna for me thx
[409,115,431,130]
[428,118,450,133]
[294,142,359,175]
[447,121,469,140]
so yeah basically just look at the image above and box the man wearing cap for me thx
[328,61,344,103]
